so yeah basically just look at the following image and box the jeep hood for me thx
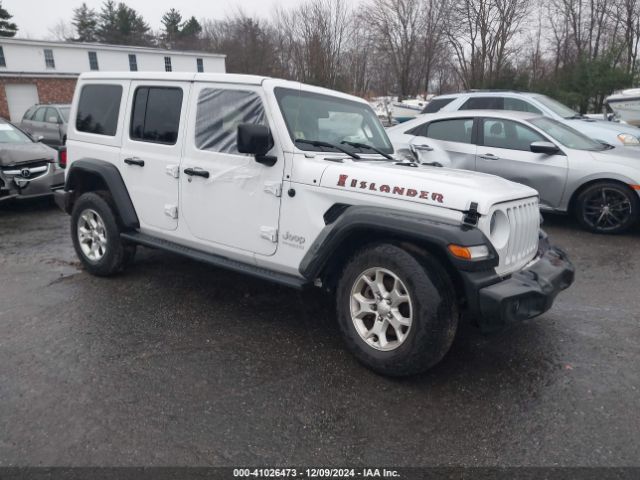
[0,142,55,167]
[320,160,538,215]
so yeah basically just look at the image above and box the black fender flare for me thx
[65,158,139,229]
[299,205,498,280]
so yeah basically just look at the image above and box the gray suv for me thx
[423,91,640,149]
[20,104,69,146]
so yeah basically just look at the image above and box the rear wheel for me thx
[576,181,639,234]
[336,243,458,377]
[71,192,128,276]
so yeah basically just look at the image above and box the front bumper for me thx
[464,232,575,332]
[0,164,64,201]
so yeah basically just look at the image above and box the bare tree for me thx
[445,0,531,88]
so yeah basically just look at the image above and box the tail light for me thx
[58,147,67,168]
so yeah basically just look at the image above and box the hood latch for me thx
[463,202,480,226]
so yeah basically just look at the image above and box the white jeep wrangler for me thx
[55,72,574,376]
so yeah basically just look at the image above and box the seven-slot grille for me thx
[504,199,539,267]
[493,197,540,275]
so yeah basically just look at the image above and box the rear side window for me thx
[422,97,455,113]
[76,84,122,136]
[426,118,474,143]
[130,87,183,144]
[460,97,504,110]
[45,107,60,123]
[195,88,267,154]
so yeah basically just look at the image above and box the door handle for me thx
[184,167,210,178]
[124,157,145,167]
[479,153,499,160]
[411,144,434,152]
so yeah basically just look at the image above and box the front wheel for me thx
[576,181,639,234]
[336,244,458,377]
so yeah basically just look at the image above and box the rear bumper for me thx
[463,231,575,331]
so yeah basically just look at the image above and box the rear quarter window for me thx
[75,84,123,136]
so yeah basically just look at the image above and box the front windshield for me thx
[529,116,607,151]
[532,94,579,118]
[59,107,70,122]
[274,87,393,155]
[0,122,33,144]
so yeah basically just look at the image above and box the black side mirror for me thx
[530,141,560,155]
[237,124,277,166]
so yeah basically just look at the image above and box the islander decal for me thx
[336,174,444,203]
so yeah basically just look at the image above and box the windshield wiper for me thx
[566,114,586,119]
[295,139,360,159]
[340,141,394,160]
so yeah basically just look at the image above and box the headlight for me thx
[617,133,640,145]
[489,210,510,249]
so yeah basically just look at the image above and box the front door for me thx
[119,81,190,231]
[42,107,63,145]
[180,84,284,256]
[475,118,568,208]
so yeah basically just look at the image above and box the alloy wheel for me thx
[77,209,108,262]
[582,187,632,232]
[350,267,413,351]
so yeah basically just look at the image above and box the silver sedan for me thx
[387,110,640,234]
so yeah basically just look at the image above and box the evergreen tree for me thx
[96,0,151,46]
[161,8,182,47]
[97,0,118,43]
[72,3,98,42]
[0,1,18,37]
[179,16,202,49]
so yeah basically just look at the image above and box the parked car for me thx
[0,118,64,202]
[388,109,640,234]
[54,72,573,376]
[20,103,70,147]
[422,91,640,149]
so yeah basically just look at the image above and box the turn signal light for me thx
[448,244,490,260]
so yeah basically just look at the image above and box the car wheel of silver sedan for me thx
[576,181,639,234]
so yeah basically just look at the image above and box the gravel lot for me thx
[0,198,638,467]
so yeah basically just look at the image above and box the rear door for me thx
[119,81,190,232]
[475,117,568,207]
[408,117,477,169]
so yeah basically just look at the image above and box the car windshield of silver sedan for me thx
[0,123,34,144]
[275,87,394,157]
[532,94,580,119]
[529,117,609,151]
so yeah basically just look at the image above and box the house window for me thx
[128,54,137,71]
[164,56,172,72]
[196,58,204,73]
[88,51,99,71]
[0,47,5,67]
[44,49,55,69]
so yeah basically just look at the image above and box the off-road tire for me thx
[336,243,458,377]
[575,181,639,234]
[71,192,128,276]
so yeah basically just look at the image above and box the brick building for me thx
[0,38,226,121]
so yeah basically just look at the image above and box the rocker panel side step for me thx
[121,232,308,290]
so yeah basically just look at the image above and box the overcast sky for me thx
[6,0,301,39]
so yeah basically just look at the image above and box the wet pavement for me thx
[0,198,638,467]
